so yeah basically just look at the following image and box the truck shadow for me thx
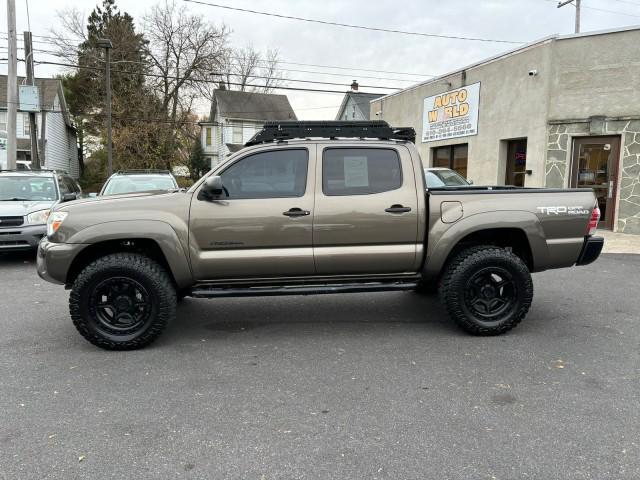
[0,250,37,265]
[162,291,460,346]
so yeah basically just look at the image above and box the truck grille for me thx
[0,216,24,227]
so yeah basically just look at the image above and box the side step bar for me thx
[190,281,419,299]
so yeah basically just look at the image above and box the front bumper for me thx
[37,237,86,285]
[576,235,604,266]
[0,224,47,251]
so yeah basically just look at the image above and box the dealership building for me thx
[371,26,640,234]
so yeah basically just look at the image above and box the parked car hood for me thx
[0,200,55,217]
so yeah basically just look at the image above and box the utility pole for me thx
[6,0,18,169]
[557,0,581,34]
[23,31,40,169]
[97,38,113,176]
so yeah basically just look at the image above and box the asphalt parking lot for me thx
[1,252,639,480]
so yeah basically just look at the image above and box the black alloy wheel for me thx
[70,253,176,350]
[439,246,533,335]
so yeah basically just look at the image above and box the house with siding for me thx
[335,89,384,121]
[0,75,80,178]
[200,89,297,168]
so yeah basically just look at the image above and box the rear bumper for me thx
[0,225,46,251]
[576,236,604,266]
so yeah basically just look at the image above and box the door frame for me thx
[504,138,528,187]
[569,135,621,230]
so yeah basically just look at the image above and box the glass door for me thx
[505,139,528,187]
[570,136,620,230]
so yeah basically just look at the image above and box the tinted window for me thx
[57,176,71,195]
[102,175,177,196]
[220,149,308,199]
[63,177,79,193]
[323,148,402,196]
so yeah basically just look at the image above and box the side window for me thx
[64,177,79,193]
[57,176,71,195]
[220,149,308,199]
[323,148,402,196]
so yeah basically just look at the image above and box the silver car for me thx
[0,170,81,251]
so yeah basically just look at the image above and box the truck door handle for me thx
[283,208,310,217]
[385,204,412,214]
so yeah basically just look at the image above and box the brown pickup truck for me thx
[37,121,603,350]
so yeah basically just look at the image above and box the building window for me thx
[205,127,212,146]
[232,123,243,144]
[23,114,30,136]
[432,144,468,178]
[0,112,6,131]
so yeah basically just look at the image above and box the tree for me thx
[202,46,286,102]
[143,1,228,128]
[188,138,207,180]
[53,0,148,137]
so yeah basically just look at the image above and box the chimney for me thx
[351,80,359,91]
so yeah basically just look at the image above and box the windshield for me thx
[102,175,177,196]
[425,169,470,188]
[0,176,57,201]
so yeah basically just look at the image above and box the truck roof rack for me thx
[245,121,416,146]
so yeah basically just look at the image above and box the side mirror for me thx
[62,193,77,202]
[88,192,98,198]
[202,175,224,197]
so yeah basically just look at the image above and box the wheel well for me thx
[445,228,534,271]
[65,238,176,287]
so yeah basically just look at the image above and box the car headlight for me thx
[27,209,51,225]
[47,212,68,237]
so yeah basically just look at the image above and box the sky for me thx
[2,0,640,120]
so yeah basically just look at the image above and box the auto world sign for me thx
[422,82,480,142]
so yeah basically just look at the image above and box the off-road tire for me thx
[438,246,533,335]
[69,253,176,350]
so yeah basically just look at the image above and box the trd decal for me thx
[536,206,590,215]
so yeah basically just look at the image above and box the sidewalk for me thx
[597,229,640,254]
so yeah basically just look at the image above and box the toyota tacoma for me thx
[37,121,604,350]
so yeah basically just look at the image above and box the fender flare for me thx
[67,220,193,288]
[423,210,549,280]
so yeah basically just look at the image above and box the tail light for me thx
[586,204,600,236]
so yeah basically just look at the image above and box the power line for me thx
[1,31,439,79]
[33,59,385,95]
[0,40,424,83]
[1,96,342,116]
[182,0,523,44]
[543,0,640,18]
[609,0,640,7]
[0,46,402,89]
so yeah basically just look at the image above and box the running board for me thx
[190,281,418,299]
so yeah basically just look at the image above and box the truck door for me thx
[189,147,315,280]
[313,145,420,274]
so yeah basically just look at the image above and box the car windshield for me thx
[102,175,177,196]
[425,169,470,188]
[0,176,57,201]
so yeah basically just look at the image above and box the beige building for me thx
[371,26,640,234]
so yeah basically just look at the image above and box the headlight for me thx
[27,209,51,225]
[47,212,68,237]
